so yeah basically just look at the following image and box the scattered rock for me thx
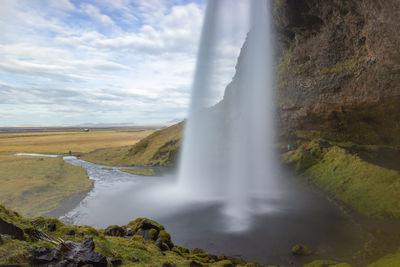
[31,247,61,264]
[108,257,123,266]
[162,262,177,267]
[105,225,126,237]
[130,256,140,262]
[66,229,76,236]
[31,237,107,266]
[47,223,57,232]
[156,237,171,251]
[291,244,312,256]
[0,218,25,240]
[126,227,133,236]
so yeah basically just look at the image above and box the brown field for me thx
[0,129,154,217]
[0,129,154,155]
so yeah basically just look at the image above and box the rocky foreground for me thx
[0,204,262,266]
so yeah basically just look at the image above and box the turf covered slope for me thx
[83,122,183,167]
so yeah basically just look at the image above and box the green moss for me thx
[283,139,326,172]
[285,140,400,219]
[321,57,361,74]
[367,249,400,267]
[306,146,400,218]
[1,204,254,266]
[277,45,294,87]
[304,260,351,267]
[0,239,30,265]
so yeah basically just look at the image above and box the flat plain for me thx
[0,128,154,217]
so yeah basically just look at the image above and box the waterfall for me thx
[178,0,279,231]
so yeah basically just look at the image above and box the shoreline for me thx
[46,183,93,218]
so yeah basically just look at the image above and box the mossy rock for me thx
[128,217,164,232]
[304,259,351,267]
[291,244,312,256]
[148,228,159,241]
[105,225,126,237]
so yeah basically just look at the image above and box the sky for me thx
[0,0,248,126]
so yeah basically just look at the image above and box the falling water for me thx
[178,0,279,231]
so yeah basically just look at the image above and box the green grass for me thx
[0,155,93,217]
[0,129,154,155]
[0,205,256,266]
[83,123,183,167]
[321,57,361,74]
[0,129,155,217]
[367,249,400,267]
[283,141,400,218]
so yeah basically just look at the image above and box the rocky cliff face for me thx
[273,0,400,145]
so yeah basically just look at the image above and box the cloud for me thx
[48,0,76,12]
[80,3,115,26]
[0,0,249,126]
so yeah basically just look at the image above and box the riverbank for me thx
[0,129,154,217]
[0,154,93,217]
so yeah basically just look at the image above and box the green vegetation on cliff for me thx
[83,123,183,167]
[283,140,400,218]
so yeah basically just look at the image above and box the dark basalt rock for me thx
[108,257,123,266]
[0,218,25,240]
[47,223,57,232]
[31,237,107,266]
[65,229,76,236]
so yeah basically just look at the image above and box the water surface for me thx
[60,156,370,266]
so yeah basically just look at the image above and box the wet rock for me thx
[31,247,61,264]
[31,237,107,266]
[105,225,126,237]
[47,223,57,232]
[148,228,159,241]
[156,238,171,251]
[291,244,312,256]
[0,218,25,240]
[108,257,123,266]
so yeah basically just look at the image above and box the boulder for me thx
[104,225,126,237]
[0,218,25,240]
[47,223,57,232]
[291,244,312,256]
[31,237,107,266]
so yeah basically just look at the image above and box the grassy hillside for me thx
[283,140,400,218]
[82,122,183,167]
[0,155,92,217]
